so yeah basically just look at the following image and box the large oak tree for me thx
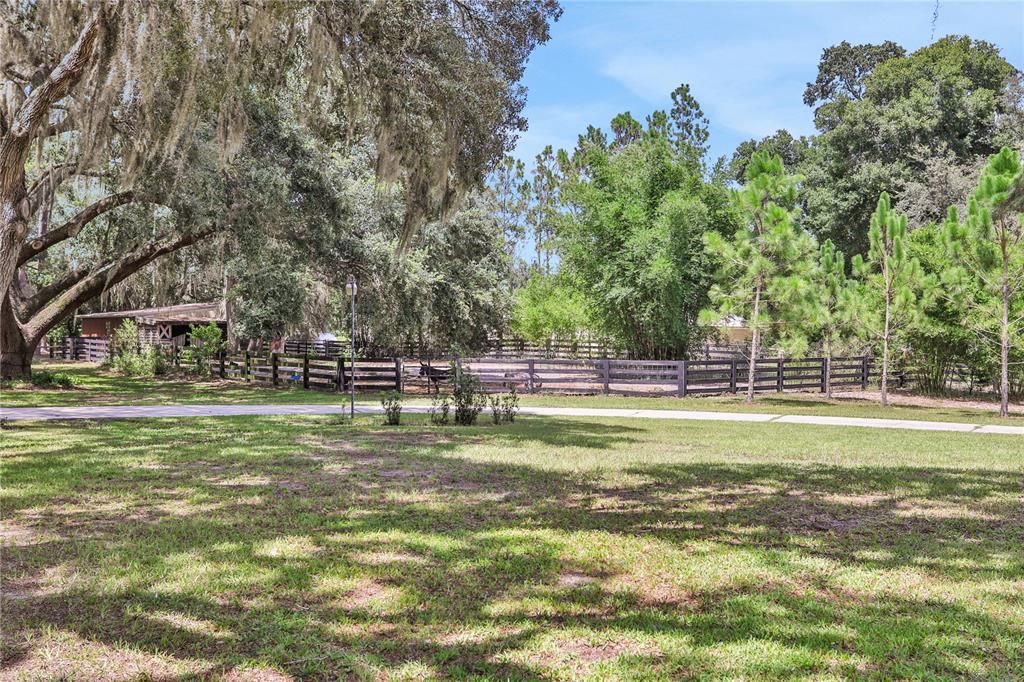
[0,0,560,377]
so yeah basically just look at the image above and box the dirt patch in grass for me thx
[341,578,394,609]
[557,571,599,588]
[526,635,661,673]
[221,667,294,682]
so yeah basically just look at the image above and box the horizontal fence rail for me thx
[36,337,875,398]
[199,352,874,398]
[37,337,111,362]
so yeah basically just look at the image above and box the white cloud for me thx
[599,39,817,140]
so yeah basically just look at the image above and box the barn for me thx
[77,302,227,347]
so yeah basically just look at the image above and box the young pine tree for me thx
[943,147,1024,418]
[702,151,815,402]
[851,193,936,407]
[774,239,856,399]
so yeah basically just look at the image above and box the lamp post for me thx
[346,274,357,419]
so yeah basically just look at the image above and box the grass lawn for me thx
[4,361,1023,426]
[2,411,1022,680]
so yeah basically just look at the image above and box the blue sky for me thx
[513,1,1024,165]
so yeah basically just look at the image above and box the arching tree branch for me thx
[22,225,219,343]
[18,191,135,266]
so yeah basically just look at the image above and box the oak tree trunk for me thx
[0,297,36,379]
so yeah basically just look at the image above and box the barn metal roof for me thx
[76,302,226,326]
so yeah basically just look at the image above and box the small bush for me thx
[429,393,450,425]
[452,371,486,426]
[502,385,520,423]
[486,385,519,425]
[110,319,168,377]
[181,322,226,376]
[381,391,402,426]
[29,370,77,388]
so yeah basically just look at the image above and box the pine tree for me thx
[851,193,936,407]
[702,151,816,402]
[944,147,1024,418]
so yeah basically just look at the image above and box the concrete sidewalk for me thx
[1,402,1021,435]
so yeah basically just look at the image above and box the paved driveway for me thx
[1,403,1021,435]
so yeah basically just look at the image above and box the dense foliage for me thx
[540,99,738,358]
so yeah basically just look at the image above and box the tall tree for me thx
[774,239,855,399]
[0,0,561,377]
[528,145,560,272]
[490,156,531,256]
[801,36,1021,257]
[944,147,1024,417]
[556,92,735,358]
[702,151,816,402]
[850,193,936,407]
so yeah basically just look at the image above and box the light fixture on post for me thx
[345,274,357,419]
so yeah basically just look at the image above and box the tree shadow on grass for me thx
[2,417,1022,679]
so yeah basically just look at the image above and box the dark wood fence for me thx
[460,356,871,396]
[203,352,872,397]
[38,337,110,362]
[36,336,872,397]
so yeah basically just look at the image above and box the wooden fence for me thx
[202,352,872,397]
[38,337,110,363]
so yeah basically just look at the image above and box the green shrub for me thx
[381,391,402,426]
[182,322,226,376]
[429,393,450,425]
[110,320,168,377]
[487,385,519,425]
[29,370,77,388]
[452,371,485,426]
[502,385,519,423]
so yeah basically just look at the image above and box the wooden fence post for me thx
[602,358,610,395]
[777,359,784,392]
[820,357,827,393]
[394,357,403,392]
[244,351,251,381]
[729,358,738,393]
[528,359,536,393]
[677,360,687,398]
[302,355,309,389]
[271,352,279,386]
[219,351,226,379]
[861,356,869,390]
[336,356,344,392]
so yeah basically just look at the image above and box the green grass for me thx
[512,391,1024,425]
[1,361,348,408]
[4,361,1022,426]
[2,412,1022,680]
